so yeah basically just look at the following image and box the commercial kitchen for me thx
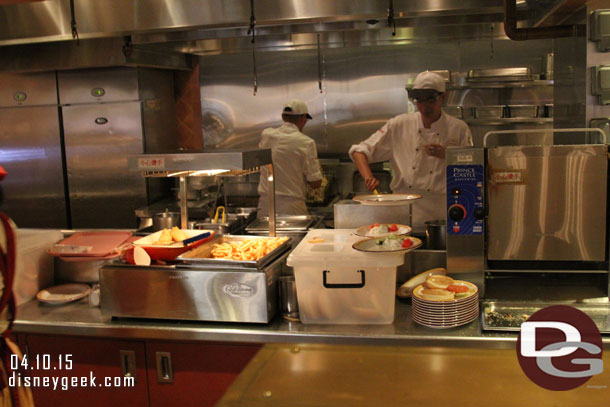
[1,0,610,406]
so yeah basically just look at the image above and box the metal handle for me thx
[120,350,136,380]
[322,270,366,289]
[94,117,108,125]
[156,352,174,383]
[483,128,607,148]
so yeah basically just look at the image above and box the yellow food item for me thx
[424,275,455,290]
[155,228,173,245]
[171,226,187,242]
[307,236,325,244]
[211,237,288,261]
[420,288,455,301]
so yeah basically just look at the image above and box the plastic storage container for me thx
[286,229,405,324]
[15,229,64,305]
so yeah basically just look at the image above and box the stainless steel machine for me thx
[445,128,610,332]
[100,238,291,323]
[100,149,287,323]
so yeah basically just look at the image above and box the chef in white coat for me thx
[349,71,473,233]
[257,99,323,217]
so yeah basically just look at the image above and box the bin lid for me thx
[287,229,404,268]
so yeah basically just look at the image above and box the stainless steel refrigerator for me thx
[58,67,178,229]
[0,67,178,229]
[0,72,68,228]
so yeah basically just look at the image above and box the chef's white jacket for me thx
[349,111,473,232]
[257,122,323,217]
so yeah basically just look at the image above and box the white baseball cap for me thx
[411,71,446,94]
[282,99,312,119]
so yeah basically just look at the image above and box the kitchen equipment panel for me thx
[100,250,289,323]
[58,67,140,104]
[0,105,68,228]
[0,72,57,107]
[63,101,148,228]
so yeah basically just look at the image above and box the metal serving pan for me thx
[481,301,610,333]
[176,235,292,269]
[507,105,538,118]
[442,106,463,118]
[474,106,505,118]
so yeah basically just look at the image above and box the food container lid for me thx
[287,229,404,268]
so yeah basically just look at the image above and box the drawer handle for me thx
[156,352,174,383]
[322,270,365,289]
[95,117,108,125]
[120,350,136,380]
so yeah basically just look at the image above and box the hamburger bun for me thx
[396,267,447,298]
[424,275,455,290]
[420,288,455,301]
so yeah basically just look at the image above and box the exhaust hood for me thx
[0,0,588,52]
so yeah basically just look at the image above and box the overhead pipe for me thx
[503,0,585,40]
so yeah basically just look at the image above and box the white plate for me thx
[355,224,412,238]
[36,284,91,305]
[353,193,422,206]
[352,236,422,253]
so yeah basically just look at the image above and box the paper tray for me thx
[176,235,292,269]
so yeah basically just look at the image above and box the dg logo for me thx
[516,305,604,391]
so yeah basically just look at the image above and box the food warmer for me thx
[445,128,610,332]
[100,150,291,323]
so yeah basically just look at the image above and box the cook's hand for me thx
[424,144,445,159]
[364,177,380,191]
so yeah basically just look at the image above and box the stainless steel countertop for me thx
[11,299,543,349]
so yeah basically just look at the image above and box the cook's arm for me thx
[352,152,380,191]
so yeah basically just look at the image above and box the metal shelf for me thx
[406,80,553,91]
[449,80,553,89]
[465,118,553,125]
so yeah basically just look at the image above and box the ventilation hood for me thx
[0,0,588,52]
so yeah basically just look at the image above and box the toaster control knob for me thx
[448,204,466,222]
[474,207,485,220]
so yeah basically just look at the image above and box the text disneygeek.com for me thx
[9,371,135,391]
[8,354,134,391]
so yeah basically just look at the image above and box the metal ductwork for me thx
[503,0,586,40]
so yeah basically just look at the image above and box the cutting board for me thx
[48,231,132,257]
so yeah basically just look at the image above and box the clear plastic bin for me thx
[15,229,63,305]
[286,229,405,324]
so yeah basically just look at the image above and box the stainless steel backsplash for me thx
[200,38,554,154]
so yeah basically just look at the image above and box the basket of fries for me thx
[177,235,292,269]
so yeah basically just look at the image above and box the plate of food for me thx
[353,193,421,206]
[132,228,215,261]
[352,234,422,253]
[355,223,412,238]
[412,276,478,302]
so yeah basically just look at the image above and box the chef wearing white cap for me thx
[257,99,323,217]
[349,71,473,233]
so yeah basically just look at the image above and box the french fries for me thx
[210,237,288,261]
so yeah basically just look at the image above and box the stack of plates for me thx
[411,282,479,329]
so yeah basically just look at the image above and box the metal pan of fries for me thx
[176,235,292,269]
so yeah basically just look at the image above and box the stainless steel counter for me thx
[15,298,595,349]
